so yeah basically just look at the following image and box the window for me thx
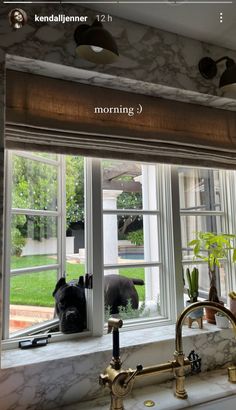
[102,161,176,325]
[3,151,236,341]
[179,167,228,301]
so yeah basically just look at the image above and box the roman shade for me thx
[5,69,236,168]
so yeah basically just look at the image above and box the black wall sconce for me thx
[199,56,236,93]
[74,19,119,64]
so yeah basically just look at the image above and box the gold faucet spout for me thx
[175,301,236,354]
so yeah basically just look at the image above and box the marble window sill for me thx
[1,322,230,369]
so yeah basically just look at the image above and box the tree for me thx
[12,154,85,244]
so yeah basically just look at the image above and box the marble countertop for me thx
[1,323,222,369]
[55,367,236,410]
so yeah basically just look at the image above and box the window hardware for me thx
[19,335,51,349]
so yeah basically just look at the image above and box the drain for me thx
[144,400,155,407]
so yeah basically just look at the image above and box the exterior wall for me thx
[1,3,236,409]
[21,237,74,256]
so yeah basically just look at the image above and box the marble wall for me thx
[1,3,236,409]
[1,325,236,409]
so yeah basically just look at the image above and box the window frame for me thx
[3,150,65,339]
[179,167,229,302]
[3,152,236,345]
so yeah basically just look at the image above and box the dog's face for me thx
[52,278,87,334]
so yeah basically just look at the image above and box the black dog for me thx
[52,276,87,334]
[104,274,144,314]
[53,274,144,333]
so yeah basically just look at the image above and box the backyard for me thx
[10,255,145,307]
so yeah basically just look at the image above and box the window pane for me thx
[11,215,58,269]
[103,214,159,265]
[28,152,58,160]
[179,168,221,211]
[12,154,58,211]
[104,266,161,322]
[181,214,223,258]
[65,156,85,274]
[10,270,57,335]
[183,263,227,301]
[102,160,158,210]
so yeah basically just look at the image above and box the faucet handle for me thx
[108,318,123,333]
[123,364,143,387]
[188,350,201,374]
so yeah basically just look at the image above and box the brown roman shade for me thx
[5,69,236,168]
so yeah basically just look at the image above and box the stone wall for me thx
[1,4,236,409]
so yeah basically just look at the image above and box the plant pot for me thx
[186,300,204,319]
[185,300,204,328]
[230,298,236,318]
[215,313,229,329]
[205,300,224,324]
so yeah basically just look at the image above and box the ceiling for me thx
[87,2,236,51]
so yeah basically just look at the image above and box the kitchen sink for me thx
[186,395,236,409]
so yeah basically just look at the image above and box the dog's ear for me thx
[78,276,84,287]
[52,277,66,297]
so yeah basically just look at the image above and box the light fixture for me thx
[74,19,119,64]
[8,8,27,30]
[199,56,236,94]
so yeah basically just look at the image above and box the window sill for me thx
[1,322,230,369]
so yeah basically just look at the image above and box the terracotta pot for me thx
[205,300,224,324]
[230,298,236,317]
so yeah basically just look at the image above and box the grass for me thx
[10,256,145,307]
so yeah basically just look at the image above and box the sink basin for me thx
[186,395,236,409]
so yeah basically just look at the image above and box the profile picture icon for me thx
[8,9,27,30]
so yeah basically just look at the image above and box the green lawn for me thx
[10,256,145,306]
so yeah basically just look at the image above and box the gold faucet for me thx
[99,302,236,410]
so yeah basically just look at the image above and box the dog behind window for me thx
[52,276,87,334]
[53,274,144,333]
[104,274,144,314]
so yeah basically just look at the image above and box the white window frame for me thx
[178,167,229,301]
[3,152,236,345]
[102,163,179,329]
[3,150,67,340]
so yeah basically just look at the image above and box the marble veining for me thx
[1,4,236,410]
[1,325,236,409]
[52,368,236,410]
[6,55,236,112]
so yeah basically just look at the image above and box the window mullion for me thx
[58,155,66,280]
[169,166,184,316]
[3,151,12,339]
[86,158,104,336]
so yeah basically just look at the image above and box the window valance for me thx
[5,69,236,168]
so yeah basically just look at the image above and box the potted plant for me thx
[215,312,229,328]
[228,291,236,317]
[185,267,203,328]
[188,232,236,324]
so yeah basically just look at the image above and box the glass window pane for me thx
[65,156,85,273]
[178,168,221,211]
[28,152,58,160]
[104,266,161,322]
[183,263,227,301]
[102,160,158,210]
[181,214,223,258]
[12,154,58,211]
[103,214,159,265]
[11,215,58,269]
[10,270,57,335]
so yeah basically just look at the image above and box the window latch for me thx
[19,335,51,349]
